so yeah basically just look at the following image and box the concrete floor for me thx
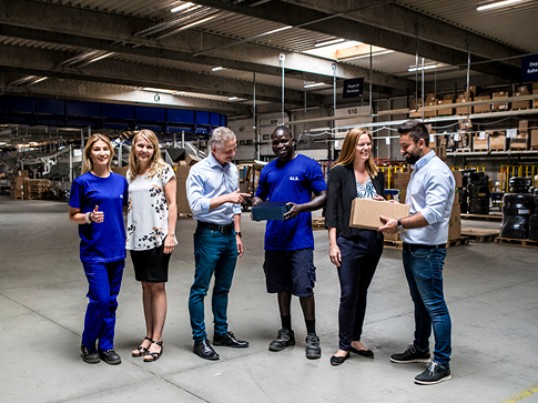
[1,196,537,403]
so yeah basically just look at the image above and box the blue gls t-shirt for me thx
[69,172,129,263]
[255,154,327,251]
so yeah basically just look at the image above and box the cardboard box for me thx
[489,132,506,151]
[252,202,289,221]
[492,91,509,111]
[448,203,461,241]
[511,92,530,110]
[437,99,454,116]
[519,120,529,132]
[474,95,491,113]
[453,170,463,188]
[530,129,538,149]
[349,198,410,230]
[175,164,191,214]
[185,153,201,166]
[472,133,489,152]
[456,97,473,115]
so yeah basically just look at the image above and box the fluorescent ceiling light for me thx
[30,77,48,85]
[304,82,326,89]
[249,0,272,6]
[339,49,394,62]
[408,63,437,72]
[143,87,177,95]
[477,0,523,11]
[211,66,224,71]
[314,38,345,48]
[171,2,194,13]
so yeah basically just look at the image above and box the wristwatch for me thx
[397,219,406,233]
[235,231,242,238]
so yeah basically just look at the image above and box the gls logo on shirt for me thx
[289,176,300,181]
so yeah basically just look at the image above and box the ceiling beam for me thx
[190,0,521,80]
[0,0,409,92]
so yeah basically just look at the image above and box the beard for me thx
[404,152,420,164]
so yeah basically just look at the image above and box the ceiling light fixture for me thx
[408,63,437,72]
[339,49,394,62]
[249,0,272,7]
[303,82,326,89]
[314,38,345,48]
[477,0,523,11]
[211,66,224,71]
[171,2,194,13]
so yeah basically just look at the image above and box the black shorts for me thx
[130,243,171,283]
[263,249,316,297]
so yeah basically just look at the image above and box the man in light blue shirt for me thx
[379,120,455,385]
[186,127,251,360]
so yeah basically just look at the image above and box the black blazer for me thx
[325,164,385,239]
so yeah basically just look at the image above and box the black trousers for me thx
[336,231,383,351]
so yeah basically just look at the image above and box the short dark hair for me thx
[397,120,429,143]
[271,125,294,140]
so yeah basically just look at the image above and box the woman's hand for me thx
[164,233,175,254]
[329,243,342,268]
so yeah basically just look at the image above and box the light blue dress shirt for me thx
[186,152,242,225]
[402,150,455,245]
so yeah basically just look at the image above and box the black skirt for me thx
[130,243,171,283]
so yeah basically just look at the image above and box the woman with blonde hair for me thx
[69,133,129,365]
[127,129,177,362]
[325,128,385,366]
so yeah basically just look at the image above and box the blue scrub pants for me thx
[81,260,124,352]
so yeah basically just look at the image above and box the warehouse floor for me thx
[1,197,537,403]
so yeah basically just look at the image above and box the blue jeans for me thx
[189,227,238,341]
[81,260,124,352]
[403,248,451,366]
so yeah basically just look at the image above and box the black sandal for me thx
[132,336,153,357]
[143,340,163,362]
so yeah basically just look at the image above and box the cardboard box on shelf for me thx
[518,120,529,132]
[489,131,507,151]
[474,95,491,113]
[349,198,410,230]
[437,99,454,116]
[185,153,201,166]
[510,137,528,150]
[472,133,489,152]
[492,91,509,111]
[512,92,530,110]
[530,129,538,149]
[455,97,473,115]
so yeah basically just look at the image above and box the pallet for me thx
[178,212,193,219]
[454,148,471,153]
[495,237,538,247]
[383,237,469,250]
[461,212,503,221]
[312,217,325,231]
[461,227,500,242]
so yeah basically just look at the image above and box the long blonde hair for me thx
[128,129,167,180]
[81,133,114,174]
[334,128,378,177]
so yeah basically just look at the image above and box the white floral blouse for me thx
[126,164,177,251]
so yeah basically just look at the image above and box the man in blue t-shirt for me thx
[253,125,327,360]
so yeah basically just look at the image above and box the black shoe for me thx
[390,345,430,364]
[305,333,321,360]
[269,328,295,352]
[213,331,249,348]
[193,339,220,361]
[330,352,350,366]
[81,344,100,364]
[415,361,452,385]
[99,349,121,365]
[350,346,374,359]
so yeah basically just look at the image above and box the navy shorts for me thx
[130,243,171,283]
[263,249,316,297]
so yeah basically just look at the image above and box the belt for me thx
[197,221,234,234]
[402,242,446,252]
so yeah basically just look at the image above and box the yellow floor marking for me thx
[502,383,538,403]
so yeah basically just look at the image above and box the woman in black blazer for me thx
[325,128,385,366]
